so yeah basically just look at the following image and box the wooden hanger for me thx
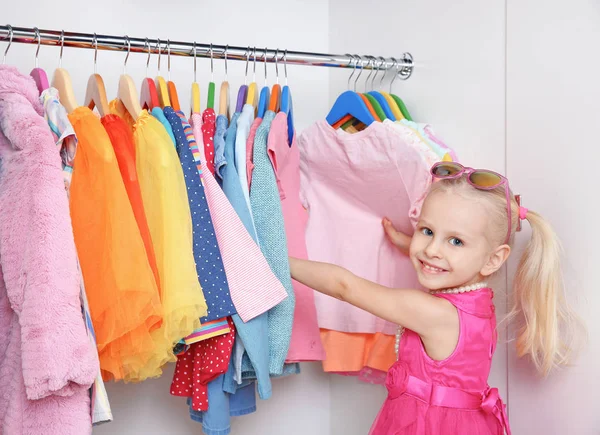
[218,45,230,119]
[84,34,109,117]
[51,31,78,113]
[191,42,201,114]
[117,37,142,121]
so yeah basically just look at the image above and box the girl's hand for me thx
[382,218,412,255]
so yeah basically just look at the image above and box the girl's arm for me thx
[289,257,458,340]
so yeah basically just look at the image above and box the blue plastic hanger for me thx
[364,57,394,120]
[280,51,294,146]
[257,48,270,118]
[368,91,395,120]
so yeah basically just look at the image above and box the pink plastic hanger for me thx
[29,28,49,95]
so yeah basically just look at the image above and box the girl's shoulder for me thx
[433,287,496,319]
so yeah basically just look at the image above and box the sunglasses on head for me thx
[430,162,513,244]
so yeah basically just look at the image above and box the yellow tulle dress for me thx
[68,107,163,382]
[128,110,207,381]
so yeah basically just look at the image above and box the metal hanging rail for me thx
[0,25,414,79]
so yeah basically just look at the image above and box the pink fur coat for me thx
[0,65,98,435]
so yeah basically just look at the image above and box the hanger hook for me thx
[263,47,268,86]
[345,54,356,90]
[283,49,288,86]
[370,56,384,90]
[34,27,41,68]
[378,56,387,89]
[123,35,130,74]
[156,38,161,73]
[167,39,171,81]
[92,33,98,74]
[364,56,375,92]
[253,46,257,82]
[274,48,279,85]
[144,38,151,77]
[353,54,364,92]
[224,44,228,80]
[389,57,399,92]
[209,43,214,80]
[58,29,64,68]
[3,24,13,65]
[193,41,197,83]
[244,46,250,85]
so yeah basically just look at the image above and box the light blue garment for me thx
[218,113,272,399]
[234,104,254,212]
[150,107,176,146]
[213,114,228,180]
[249,111,296,376]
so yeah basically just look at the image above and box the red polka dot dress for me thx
[201,108,216,176]
[170,317,236,411]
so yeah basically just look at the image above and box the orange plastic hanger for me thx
[268,49,281,112]
[166,40,181,111]
[83,34,110,117]
[51,30,78,113]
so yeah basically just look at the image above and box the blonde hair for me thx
[429,176,582,377]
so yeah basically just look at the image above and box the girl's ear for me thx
[480,244,511,276]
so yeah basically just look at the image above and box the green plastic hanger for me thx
[207,44,216,110]
[391,94,412,121]
[363,93,387,120]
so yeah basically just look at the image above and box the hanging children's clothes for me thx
[130,110,209,380]
[214,112,273,398]
[101,114,161,294]
[369,288,510,435]
[69,106,163,382]
[0,66,98,435]
[250,111,296,375]
[235,104,254,210]
[267,111,325,363]
[201,108,217,175]
[163,107,235,323]
[41,87,112,424]
[108,98,135,131]
[150,107,176,146]
[246,116,261,189]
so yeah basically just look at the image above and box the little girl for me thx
[290,162,577,435]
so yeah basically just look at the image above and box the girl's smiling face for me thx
[409,188,510,290]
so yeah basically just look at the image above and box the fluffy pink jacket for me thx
[0,66,98,435]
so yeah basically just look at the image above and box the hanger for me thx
[268,48,281,112]
[235,47,250,112]
[2,24,12,66]
[280,50,294,146]
[367,57,395,120]
[191,42,201,114]
[154,39,171,108]
[326,54,375,128]
[218,45,230,119]
[378,58,404,120]
[118,36,142,121]
[29,28,49,94]
[207,44,216,110]
[389,56,413,121]
[84,33,110,117]
[166,40,180,111]
[51,30,78,113]
[257,47,270,118]
[361,57,387,121]
[246,47,258,109]
[140,38,159,111]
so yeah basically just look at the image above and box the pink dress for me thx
[370,288,510,435]
[268,112,325,362]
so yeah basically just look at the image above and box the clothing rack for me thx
[0,25,414,79]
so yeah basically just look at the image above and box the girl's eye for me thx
[449,237,464,247]
[421,227,433,236]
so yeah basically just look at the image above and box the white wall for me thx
[506,1,600,433]
[4,0,599,434]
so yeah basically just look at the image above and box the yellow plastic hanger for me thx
[51,30,78,114]
[218,45,230,119]
[155,39,171,108]
[117,36,142,121]
[83,34,110,117]
[246,47,258,109]
[191,41,201,114]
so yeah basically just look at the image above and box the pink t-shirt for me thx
[268,112,326,362]
[298,121,431,335]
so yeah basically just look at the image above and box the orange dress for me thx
[101,114,161,296]
[69,107,162,382]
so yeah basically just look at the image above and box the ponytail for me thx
[509,210,582,376]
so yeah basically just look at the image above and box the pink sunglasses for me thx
[430,162,513,244]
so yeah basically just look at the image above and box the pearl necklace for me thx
[394,282,488,357]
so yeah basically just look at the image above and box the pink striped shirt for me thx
[189,113,287,321]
